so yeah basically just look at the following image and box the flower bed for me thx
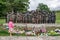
[1,25,60,36]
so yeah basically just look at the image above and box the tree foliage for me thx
[0,0,29,17]
[37,3,50,12]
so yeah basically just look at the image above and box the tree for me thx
[12,0,29,13]
[7,0,29,13]
[37,3,50,12]
[0,0,6,17]
[0,0,29,17]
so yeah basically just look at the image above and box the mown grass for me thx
[0,30,26,36]
[0,26,26,36]
[56,11,60,23]
[0,19,6,24]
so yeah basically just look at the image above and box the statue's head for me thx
[10,18,13,21]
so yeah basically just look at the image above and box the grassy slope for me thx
[56,11,60,23]
[0,19,5,24]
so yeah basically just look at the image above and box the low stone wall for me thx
[3,23,60,27]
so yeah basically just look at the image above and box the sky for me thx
[28,0,60,11]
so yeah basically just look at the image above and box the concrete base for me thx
[3,23,60,27]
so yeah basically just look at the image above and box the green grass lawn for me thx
[0,19,6,24]
[0,30,26,36]
[0,25,26,36]
[56,11,60,23]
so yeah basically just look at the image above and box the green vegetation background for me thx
[56,11,60,23]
